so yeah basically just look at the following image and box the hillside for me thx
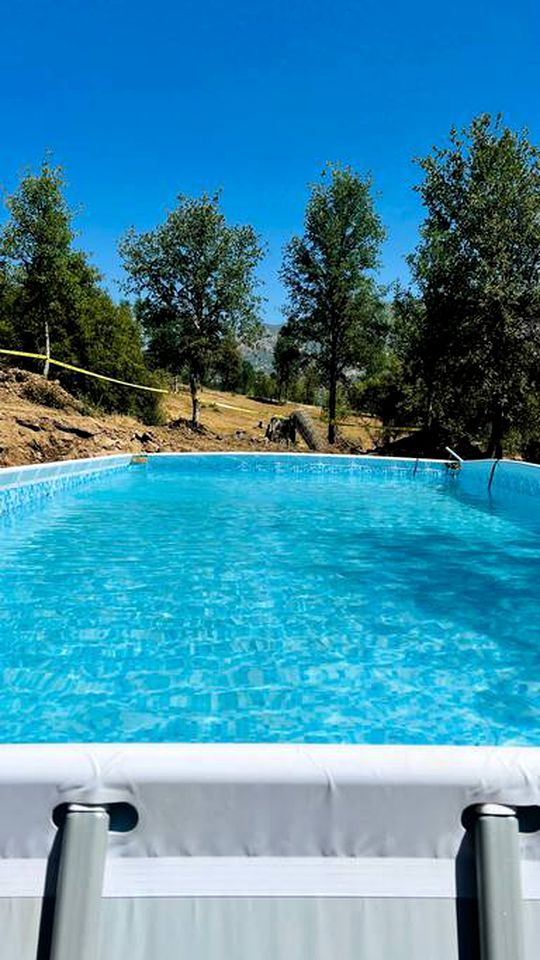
[0,367,380,468]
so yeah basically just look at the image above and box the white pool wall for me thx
[0,742,539,859]
[0,742,540,959]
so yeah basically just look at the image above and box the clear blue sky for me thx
[1,0,538,323]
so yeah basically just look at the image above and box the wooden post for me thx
[43,321,50,379]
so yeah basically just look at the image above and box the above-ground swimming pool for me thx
[1,453,540,960]
[1,452,539,745]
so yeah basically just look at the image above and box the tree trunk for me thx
[189,373,200,428]
[292,410,325,452]
[43,321,50,380]
[327,373,337,445]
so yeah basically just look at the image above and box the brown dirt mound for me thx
[0,367,269,467]
[0,366,379,468]
[0,367,83,412]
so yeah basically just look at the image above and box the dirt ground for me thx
[0,367,380,468]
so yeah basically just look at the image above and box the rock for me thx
[53,421,96,439]
[16,418,43,432]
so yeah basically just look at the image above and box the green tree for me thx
[239,358,256,395]
[80,296,164,423]
[273,320,302,399]
[281,164,386,443]
[0,263,19,349]
[408,114,540,456]
[298,363,322,406]
[0,160,85,373]
[0,160,161,420]
[120,192,264,426]
[251,369,278,399]
[210,334,244,392]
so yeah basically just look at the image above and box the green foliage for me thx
[250,369,279,399]
[286,363,322,406]
[239,359,257,395]
[406,114,540,455]
[298,365,322,406]
[120,192,265,424]
[0,265,18,348]
[347,360,409,425]
[209,335,245,392]
[281,163,386,442]
[0,160,161,422]
[321,383,350,423]
[271,323,323,405]
[79,298,164,423]
[273,320,303,399]
[0,160,84,360]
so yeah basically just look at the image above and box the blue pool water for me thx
[0,454,539,744]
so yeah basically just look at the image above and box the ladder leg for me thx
[475,804,524,960]
[49,804,109,960]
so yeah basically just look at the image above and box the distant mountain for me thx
[242,323,281,372]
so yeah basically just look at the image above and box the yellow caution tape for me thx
[0,348,168,394]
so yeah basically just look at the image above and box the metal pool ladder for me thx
[43,801,527,960]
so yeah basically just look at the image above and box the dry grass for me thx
[0,368,381,467]
[164,385,379,449]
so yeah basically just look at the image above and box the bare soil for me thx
[0,367,380,468]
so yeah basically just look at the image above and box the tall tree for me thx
[408,114,540,456]
[0,160,161,420]
[120,192,264,426]
[281,164,386,443]
[0,160,84,374]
